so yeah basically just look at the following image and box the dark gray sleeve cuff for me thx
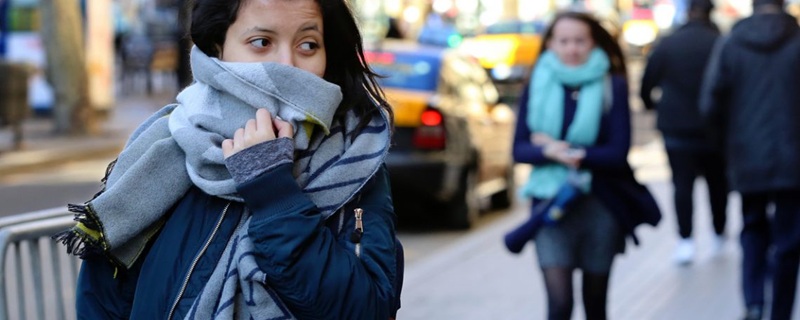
[225,137,294,185]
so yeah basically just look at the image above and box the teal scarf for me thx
[521,48,610,198]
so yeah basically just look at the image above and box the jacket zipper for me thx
[352,208,363,258]
[167,202,231,320]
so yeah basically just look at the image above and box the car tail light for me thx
[420,109,442,126]
[413,109,446,150]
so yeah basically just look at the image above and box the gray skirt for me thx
[533,195,625,274]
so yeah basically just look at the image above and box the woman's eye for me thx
[298,42,319,52]
[249,39,270,48]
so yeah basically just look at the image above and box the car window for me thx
[439,53,499,105]
[365,49,442,92]
[485,20,543,35]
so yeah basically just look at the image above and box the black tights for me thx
[542,267,610,320]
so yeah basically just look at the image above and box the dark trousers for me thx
[740,190,800,320]
[665,148,728,239]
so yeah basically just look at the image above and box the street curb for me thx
[0,143,122,176]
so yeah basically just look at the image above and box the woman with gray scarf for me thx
[55,0,402,319]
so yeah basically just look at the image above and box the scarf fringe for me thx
[54,158,113,258]
[51,229,104,258]
[52,203,112,263]
[66,203,103,231]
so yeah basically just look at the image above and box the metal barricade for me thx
[0,208,77,320]
[0,208,72,229]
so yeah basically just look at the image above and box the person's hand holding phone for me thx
[543,143,584,168]
[562,148,585,168]
[533,133,584,168]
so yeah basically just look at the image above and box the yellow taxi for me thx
[459,20,544,103]
[366,40,516,228]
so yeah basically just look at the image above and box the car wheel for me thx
[490,166,515,209]
[447,168,479,229]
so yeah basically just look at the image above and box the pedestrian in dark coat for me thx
[700,0,800,319]
[640,0,728,266]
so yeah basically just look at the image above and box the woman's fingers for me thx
[223,129,245,159]
[562,156,580,168]
[255,108,272,134]
[556,149,584,168]
[244,119,257,141]
[543,141,569,159]
[273,117,294,138]
[222,139,234,159]
[233,128,244,149]
[223,109,293,158]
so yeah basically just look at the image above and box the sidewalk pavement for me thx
[396,175,755,320]
[396,158,800,320]
[0,91,175,176]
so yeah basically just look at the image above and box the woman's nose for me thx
[567,42,578,53]
[275,47,295,67]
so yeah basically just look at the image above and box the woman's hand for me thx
[543,142,584,168]
[222,108,294,159]
[532,133,585,168]
[531,133,556,146]
[561,148,586,168]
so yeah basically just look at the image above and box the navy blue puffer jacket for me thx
[75,163,402,319]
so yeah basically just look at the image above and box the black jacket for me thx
[700,12,800,193]
[640,20,720,142]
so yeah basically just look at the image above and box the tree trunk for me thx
[39,0,97,135]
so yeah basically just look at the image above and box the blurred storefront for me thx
[356,0,542,42]
[790,0,800,19]
[355,0,800,43]
[0,0,114,112]
[355,0,632,42]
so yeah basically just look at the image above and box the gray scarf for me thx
[55,46,390,273]
[185,212,296,320]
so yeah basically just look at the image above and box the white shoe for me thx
[710,234,726,258]
[674,239,695,265]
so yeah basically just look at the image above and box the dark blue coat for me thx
[75,162,402,319]
[640,20,720,147]
[700,12,800,193]
[513,75,661,245]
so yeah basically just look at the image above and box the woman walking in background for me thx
[511,11,660,320]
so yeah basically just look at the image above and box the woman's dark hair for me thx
[539,11,627,77]
[187,0,393,136]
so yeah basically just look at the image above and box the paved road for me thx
[0,160,108,218]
